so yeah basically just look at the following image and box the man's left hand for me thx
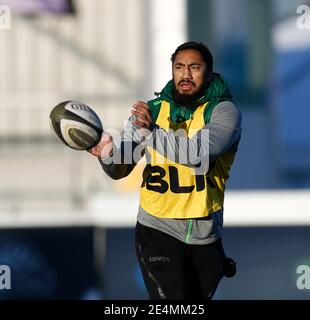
[131,101,152,129]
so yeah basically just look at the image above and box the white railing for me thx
[0,190,309,228]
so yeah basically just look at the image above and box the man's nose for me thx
[182,67,192,79]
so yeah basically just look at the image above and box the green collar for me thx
[156,73,232,123]
[159,73,232,106]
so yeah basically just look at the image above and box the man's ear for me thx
[205,70,214,84]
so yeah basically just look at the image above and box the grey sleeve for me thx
[98,115,146,180]
[144,101,242,173]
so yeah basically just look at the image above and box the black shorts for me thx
[135,221,226,300]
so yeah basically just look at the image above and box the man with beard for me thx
[89,42,242,300]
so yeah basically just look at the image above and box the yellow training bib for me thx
[140,101,235,219]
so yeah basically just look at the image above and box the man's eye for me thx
[191,66,200,70]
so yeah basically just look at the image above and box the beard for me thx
[172,72,213,108]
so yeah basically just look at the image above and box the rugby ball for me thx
[50,101,103,150]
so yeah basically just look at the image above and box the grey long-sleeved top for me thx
[99,101,242,244]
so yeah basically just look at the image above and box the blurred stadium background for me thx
[0,0,310,299]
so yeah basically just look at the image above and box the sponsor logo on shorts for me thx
[149,256,171,263]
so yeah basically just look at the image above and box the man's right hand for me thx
[88,132,114,158]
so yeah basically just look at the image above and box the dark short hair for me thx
[171,41,213,71]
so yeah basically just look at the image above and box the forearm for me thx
[145,101,242,172]
[99,159,136,180]
[98,140,144,180]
